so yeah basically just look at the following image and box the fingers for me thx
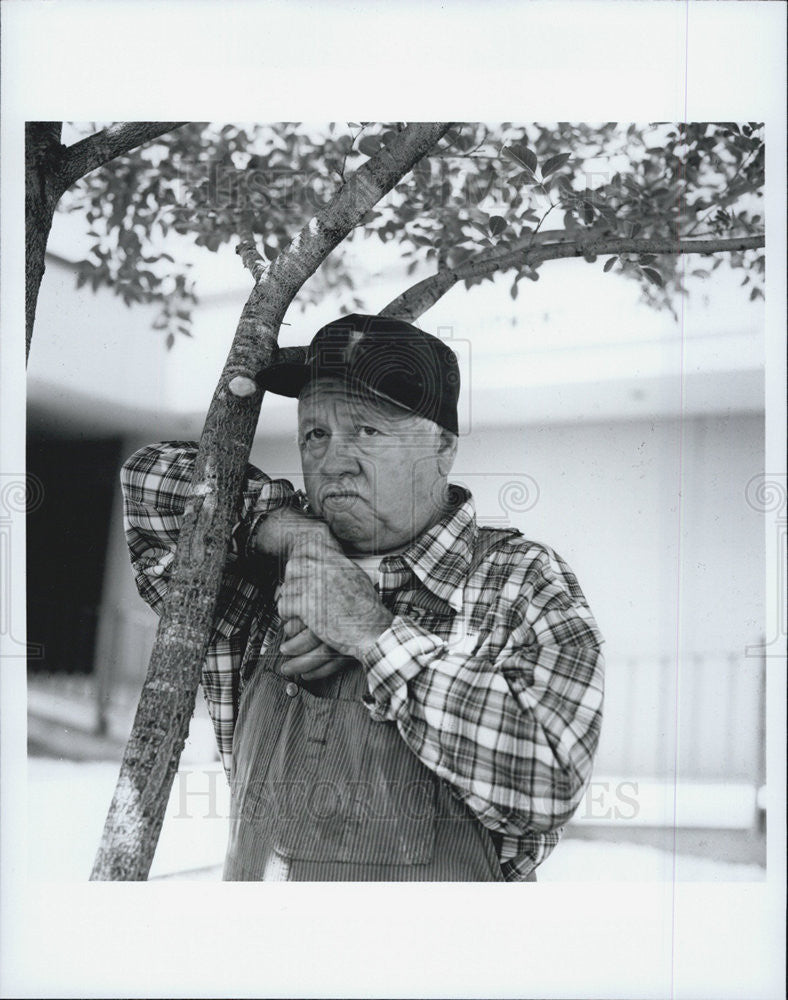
[291,654,355,682]
[299,658,353,681]
[284,544,352,583]
[279,614,351,680]
[286,536,335,570]
[279,643,338,677]
[277,589,309,627]
[282,616,306,638]
[280,624,323,656]
[287,524,343,560]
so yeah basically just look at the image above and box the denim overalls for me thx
[223,529,525,881]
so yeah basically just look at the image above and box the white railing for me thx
[593,650,765,784]
[93,606,766,786]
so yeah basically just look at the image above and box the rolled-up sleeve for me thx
[121,440,298,632]
[359,544,605,838]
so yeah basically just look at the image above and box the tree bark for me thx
[380,232,765,320]
[25,121,186,362]
[59,122,186,190]
[90,122,452,881]
[25,123,64,361]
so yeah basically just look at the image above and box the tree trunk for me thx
[90,123,452,881]
[25,123,64,361]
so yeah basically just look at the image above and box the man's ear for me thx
[436,429,458,476]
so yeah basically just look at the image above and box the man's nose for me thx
[318,434,362,475]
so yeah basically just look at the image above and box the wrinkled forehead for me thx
[297,376,421,426]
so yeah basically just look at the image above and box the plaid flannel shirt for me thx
[121,441,605,880]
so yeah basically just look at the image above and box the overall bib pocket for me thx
[233,674,437,866]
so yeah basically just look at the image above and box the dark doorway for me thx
[27,436,122,674]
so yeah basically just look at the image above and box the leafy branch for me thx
[381,232,764,321]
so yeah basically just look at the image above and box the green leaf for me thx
[541,153,570,177]
[603,256,617,273]
[501,146,522,167]
[468,218,489,236]
[489,215,507,237]
[642,267,664,288]
[358,209,380,226]
[502,143,537,173]
[512,167,538,187]
[358,136,381,157]
[448,246,475,270]
[550,173,574,196]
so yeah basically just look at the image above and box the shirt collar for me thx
[380,485,477,613]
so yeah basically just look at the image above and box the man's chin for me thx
[322,513,374,550]
[320,510,409,554]
[328,523,397,556]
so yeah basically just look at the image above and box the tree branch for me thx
[90,121,452,881]
[489,232,765,274]
[60,122,188,191]
[381,232,765,320]
[236,229,267,284]
[380,270,458,321]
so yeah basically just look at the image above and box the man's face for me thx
[297,378,457,554]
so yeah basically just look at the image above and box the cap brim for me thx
[256,364,420,421]
[255,362,314,398]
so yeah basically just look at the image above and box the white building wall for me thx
[95,412,765,784]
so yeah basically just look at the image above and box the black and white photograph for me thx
[1,3,785,998]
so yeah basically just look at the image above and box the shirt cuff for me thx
[230,479,300,572]
[359,614,446,722]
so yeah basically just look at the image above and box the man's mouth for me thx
[319,487,363,508]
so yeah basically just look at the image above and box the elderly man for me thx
[121,313,604,881]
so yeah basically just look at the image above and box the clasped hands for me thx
[252,508,393,681]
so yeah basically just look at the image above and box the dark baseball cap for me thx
[256,313,460,435]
